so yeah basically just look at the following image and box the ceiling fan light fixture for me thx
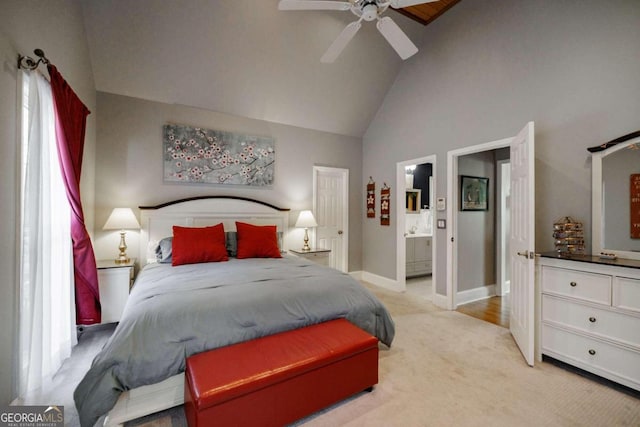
[361,3,379,21]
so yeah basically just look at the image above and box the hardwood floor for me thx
[456,294,510,329]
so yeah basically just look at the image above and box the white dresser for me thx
[538,255,640,391]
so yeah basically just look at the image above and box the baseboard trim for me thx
[432,293,449,309]
[457,284,496,305]
[349,270,363,281]
[360,271,403,292]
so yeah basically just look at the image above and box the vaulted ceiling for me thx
[397,0,460,25]
[81,0,459,137]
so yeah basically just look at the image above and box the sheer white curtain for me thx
[19,70,76,396]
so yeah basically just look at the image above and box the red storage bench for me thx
[184,318,379,427]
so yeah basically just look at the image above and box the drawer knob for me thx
[588,317,596,323]
[588,349,596,356]
[570,281,577,287]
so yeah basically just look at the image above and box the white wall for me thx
[362,0,640,295]
[0,0,96,404]
[93,92,363,270]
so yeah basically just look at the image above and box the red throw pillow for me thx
[235,222,282,259]
[172,224,228,266]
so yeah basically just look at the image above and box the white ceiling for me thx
[80,0,425,137]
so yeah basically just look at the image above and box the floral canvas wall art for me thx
[163,124,275,186]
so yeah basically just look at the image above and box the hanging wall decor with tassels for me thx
[631,174,640,239]
[367,177,375,218]
[380,183,390,226]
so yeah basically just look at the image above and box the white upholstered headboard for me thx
[138,196,290,266]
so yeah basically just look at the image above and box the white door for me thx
[509,122,535,366]
[313,167,348,272]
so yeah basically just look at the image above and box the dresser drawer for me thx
[541,266,611,305]
[613,276,640,313]
[542,295,640,348]
[542,324,640,391]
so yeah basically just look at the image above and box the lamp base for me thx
[302,228,311,251]
[114,230,130,265]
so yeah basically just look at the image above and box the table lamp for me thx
[103,208,140,264]
[295,210,318,252]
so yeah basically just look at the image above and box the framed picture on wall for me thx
[460,175,489,211]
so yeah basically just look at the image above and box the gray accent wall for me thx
[0,0,96,404]
[93,93,363,270]
[363,0,640,295]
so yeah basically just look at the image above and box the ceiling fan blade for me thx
[320,21,362,63]
[376,16,418,60]
[278,0,351,11]
[389,0,439,8]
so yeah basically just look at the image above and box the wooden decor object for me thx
[631,174,640,239]
[367,177,375,218]
[380,183,390,226]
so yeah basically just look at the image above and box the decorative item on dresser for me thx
[96,259,136,324]
[290,248,331,266]
[295,210,318,252]
[552,216,585,255]
[538,253,640,392]
[103,208,141,264]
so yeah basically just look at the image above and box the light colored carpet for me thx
[22,282,640,426]
[128,282,640,426]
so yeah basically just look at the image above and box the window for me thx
[19,70,75,396]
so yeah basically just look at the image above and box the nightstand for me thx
[290,248,331,266]
[97,259,136,324]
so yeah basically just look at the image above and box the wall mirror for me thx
[591,133,640,260]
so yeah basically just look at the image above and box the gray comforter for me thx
[75,256,395,426]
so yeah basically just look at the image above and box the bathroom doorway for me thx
[396,155,436,299]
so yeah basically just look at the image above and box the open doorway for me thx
[396,155,436,299]
[449,146,511,328]
[447,123,536,365]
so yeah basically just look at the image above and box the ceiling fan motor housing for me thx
[361,2,379,21]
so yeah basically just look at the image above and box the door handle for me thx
[337,230,343,235]
[517,250,534,259]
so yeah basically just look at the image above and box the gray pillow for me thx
[225,232,238,257]
[155,237,173,263]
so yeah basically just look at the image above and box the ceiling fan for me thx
[278,0,438,63]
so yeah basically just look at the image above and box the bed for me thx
[74,197,395,427]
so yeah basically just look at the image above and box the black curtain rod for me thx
[18,48,50,71]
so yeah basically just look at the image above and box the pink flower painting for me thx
[163,124,275,186]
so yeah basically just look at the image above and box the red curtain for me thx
[48,64,101,324]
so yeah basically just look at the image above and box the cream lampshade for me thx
[103,208,140,264]
[295,210,318,252]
